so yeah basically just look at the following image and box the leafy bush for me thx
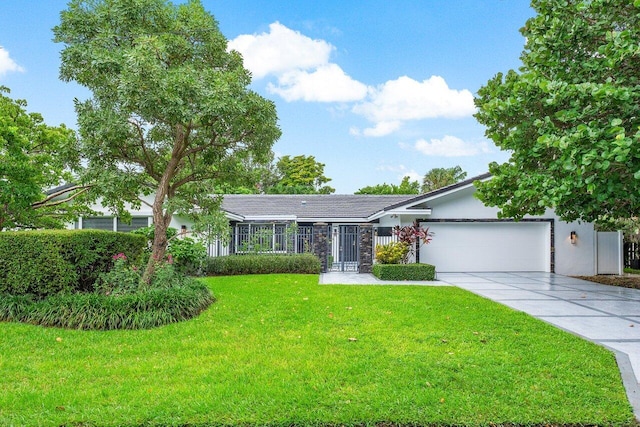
[375,242,410,264]
[132,226,206,275]
[392,221,434,263]
[131,225,178,242]
[94,253,143,296]
[0,278,214,330]
[168,237,207,276]
[0,230,146,297]
[372,263,436,281]
[205,253,321,276]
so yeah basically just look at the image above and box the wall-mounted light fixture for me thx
[570,231,577,245]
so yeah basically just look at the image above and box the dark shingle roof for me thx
[221,194,418,219]
[220,173,491,220]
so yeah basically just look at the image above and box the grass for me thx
[0,274,634,426]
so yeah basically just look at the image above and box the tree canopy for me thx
[264,155,335,194]
[0,86,88,231]
[53,0,280,280]
[474,0,640,222]
[421,166,467,193]
[355,176,420,195]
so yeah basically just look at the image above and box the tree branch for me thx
[32,185,91,209]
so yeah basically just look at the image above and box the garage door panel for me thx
[420,222,549,272]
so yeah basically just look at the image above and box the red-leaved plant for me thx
[392,220,434,263]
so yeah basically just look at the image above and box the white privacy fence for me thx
[596,231,623,275]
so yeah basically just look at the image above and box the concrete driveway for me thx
[320,271,640,417]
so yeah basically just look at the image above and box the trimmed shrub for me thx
[372,263,436,281]
[0,230,146,297]
[375,241,410,264]
[0,279,214,330]
[205,253,321,276]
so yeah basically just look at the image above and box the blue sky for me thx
[0,0,534,193]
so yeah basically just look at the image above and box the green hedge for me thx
[205,253,321,276]
[0,230,146,298]
[0,279,214,330]
[372,263,436,281]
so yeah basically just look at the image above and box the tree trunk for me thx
[142,124,185,283]
[142,188,173,284]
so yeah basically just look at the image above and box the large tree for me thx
[54,0,280,281]
[0,86,88,230]
[355,176,420,195]
[421,166,467,193]
[474,0,640,222]
[265,155,335,194]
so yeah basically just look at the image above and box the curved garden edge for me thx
[0,280,214,330]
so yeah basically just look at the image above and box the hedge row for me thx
[372,263,436,281]
[0,230,146,298]
[205,253,321,276]
[0,279,214,330]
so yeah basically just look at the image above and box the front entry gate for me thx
[329,225,360,272]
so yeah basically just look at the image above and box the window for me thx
[82,217,115,231]
[117,217,149,232]
[375,227,393,237]
[81,216,149,232]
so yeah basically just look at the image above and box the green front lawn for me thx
[0,274,634,426]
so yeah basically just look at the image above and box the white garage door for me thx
[419,222,550,272]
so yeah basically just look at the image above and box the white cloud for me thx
[376,164,420,182]
[267,64,367,102]
[401,170,421,183]
[230,22,368,104]
[349,126,361,136]
[362,120,402,137]
[230,24,475,136]
[0,46,24,77]
[353,75,475,137]
[376,164,405,172]
[228,22,334,79]
[408,135,491,157]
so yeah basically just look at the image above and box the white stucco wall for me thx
[411,185,597,276]
[552,214,596,276]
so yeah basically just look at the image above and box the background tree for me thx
[474,0,640,222]
[421,166,467,192]
[264,155,335,194]
[216,153,280,194]
[0,86,89,230]
[54,0,280,281]
[355,176,420,195]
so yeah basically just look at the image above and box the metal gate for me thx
[329,225,360,272]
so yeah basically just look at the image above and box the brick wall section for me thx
[313,223,329,273]
[359,224,373,273]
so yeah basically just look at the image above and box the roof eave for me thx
[368,208,432,221]
[224,211,245,222]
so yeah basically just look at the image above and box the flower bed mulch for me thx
[573,275,640,290]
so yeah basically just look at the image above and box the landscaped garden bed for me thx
[0,274,633,426]
[573,274,640,290]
